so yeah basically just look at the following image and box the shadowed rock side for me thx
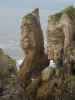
[18,8,49,89]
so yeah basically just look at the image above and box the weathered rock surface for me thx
[47,6,75,62]
[1,6,75,100]
[18,8,49,88]
[18,6,75,100]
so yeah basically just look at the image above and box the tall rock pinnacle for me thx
[18,8,49,88]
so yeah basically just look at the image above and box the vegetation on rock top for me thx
[49,5,75,22]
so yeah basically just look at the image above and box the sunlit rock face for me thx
[21,8,44,54]
[18,8,49,87]
[47,6,75,62]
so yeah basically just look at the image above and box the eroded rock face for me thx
[18,8,49,88]
[47,6,75,65]
[21,8,44,53]
[17,6,75,100]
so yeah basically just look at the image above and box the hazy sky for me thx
[0,0,75,35]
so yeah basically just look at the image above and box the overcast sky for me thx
[0,0,75,35]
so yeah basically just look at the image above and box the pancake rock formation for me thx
[47,6,75,73]
[17,6,75,100]
[18,8,49,88]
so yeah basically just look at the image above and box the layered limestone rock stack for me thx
[47,6,75,69]
[18,8,49,89]
[17,6,75,100]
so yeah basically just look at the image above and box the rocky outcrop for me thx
[0,48,18,99]
[47,6,75,70]
[17,6,75,100]
[18,8,49,88]
[1,6,75,100]
[16,6,75,100]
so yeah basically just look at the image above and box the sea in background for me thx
[0,32,47,69]
[0,32,24,68]
[0,9,48,68]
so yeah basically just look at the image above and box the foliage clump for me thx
[64,6,75,20]
[49,5,75,22]
[50,12,62,22]
[23,13,35,25]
